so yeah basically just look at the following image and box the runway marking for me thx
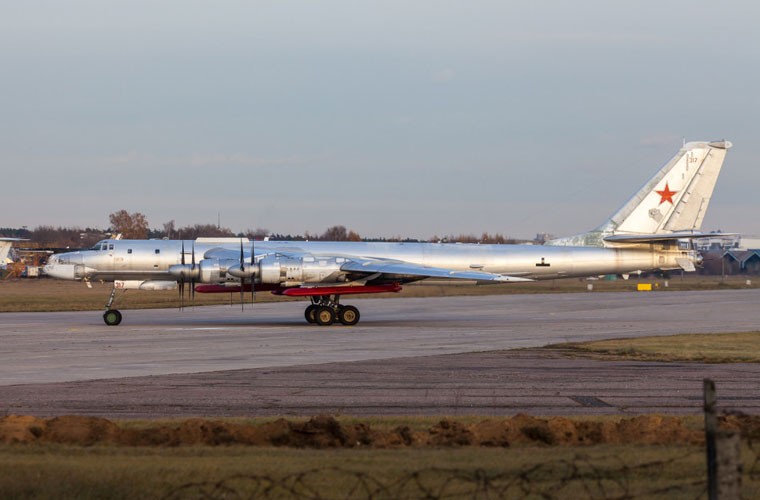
[570,396,614,408]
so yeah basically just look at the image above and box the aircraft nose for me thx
[54,252,83,265]
[44,252,85,280]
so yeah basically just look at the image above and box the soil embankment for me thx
[4,413,754,448]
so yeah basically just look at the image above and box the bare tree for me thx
[318,225,361,241]
[162,220,175,239]
[30,226,104,248]
[108,210,149,239]
[175,224,235,240]
[244,228,270,240]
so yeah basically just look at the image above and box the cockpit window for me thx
[109,244,114,250]
[101,244,108,251]
[91,241,106,251]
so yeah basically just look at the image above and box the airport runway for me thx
[1,289,759,416]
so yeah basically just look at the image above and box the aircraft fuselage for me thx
[46,238,693,284]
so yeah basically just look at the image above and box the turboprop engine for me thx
[227,255,347,285]
[169,258,239,283]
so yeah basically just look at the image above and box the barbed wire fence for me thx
[163,456,709,500]
[164,379,759,500]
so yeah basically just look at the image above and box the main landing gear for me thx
[103,285,123,326]
[304,295,360,326]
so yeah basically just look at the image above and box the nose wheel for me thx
[305,296,361,326]
[103,309,122,326]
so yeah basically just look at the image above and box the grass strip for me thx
[554,331,760,363]
[0,444,722,499]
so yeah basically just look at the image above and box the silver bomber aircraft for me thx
[45,140,732,326]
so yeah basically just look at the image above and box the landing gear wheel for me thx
[338,305,360,326]
[315,306,336,326]
[103,309,122,326]
[304,305,318,324]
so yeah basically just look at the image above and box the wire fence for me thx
[162,391,760,500]
[163,454,711,500]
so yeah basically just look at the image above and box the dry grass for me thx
[0,443,722,499]
[2,414,732,498]
[554,331,760,363]
[0,275,755,313]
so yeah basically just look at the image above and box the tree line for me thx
[1,210,526,248]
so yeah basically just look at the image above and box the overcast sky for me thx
[2,1,759,239]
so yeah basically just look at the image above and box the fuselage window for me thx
[109,244,114,250]
[155,249,160,254]
[127,249,132,254]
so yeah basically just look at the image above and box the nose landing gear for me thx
[103,285,123,326]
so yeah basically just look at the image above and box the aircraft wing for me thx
[340,258,532,283]
[204,247,531,283]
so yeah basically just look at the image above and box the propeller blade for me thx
[239,238,244,311]
[250,240,256,303]
[179,240,185,310]
[191,241,196,306]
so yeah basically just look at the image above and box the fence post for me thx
[716,431,742,499]
[704,378,743,500]
[704,378,717,500]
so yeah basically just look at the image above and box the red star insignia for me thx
[655,182,677,205]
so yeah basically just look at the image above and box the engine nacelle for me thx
[244,255,347,284]
[170,258,237,283]
[198,258,237,283]
[199,259,221,283]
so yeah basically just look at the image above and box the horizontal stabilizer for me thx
[676,258,696,272]
[603,232,737,244]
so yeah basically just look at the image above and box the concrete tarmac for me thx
[1,289,759,416]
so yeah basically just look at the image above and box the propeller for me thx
[190,241,196,306]
[171,239,198,310]
[239,238,245,311]
[236,238,257,309]
[179,240,185,310]
[250,239,255,304]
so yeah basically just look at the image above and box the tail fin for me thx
[0,238,26,264]
[0,241,12,264]
[547,140,731,247]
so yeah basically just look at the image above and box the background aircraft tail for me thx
[0,238,25,265]
[547,140,731,247]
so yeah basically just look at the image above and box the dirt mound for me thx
[0,415,46,443]
[2,413,752,448]
[720,412,760,439]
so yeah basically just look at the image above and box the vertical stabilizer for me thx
[547,140,731,247]
[0,238,27,265]
[0,241,12,264]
